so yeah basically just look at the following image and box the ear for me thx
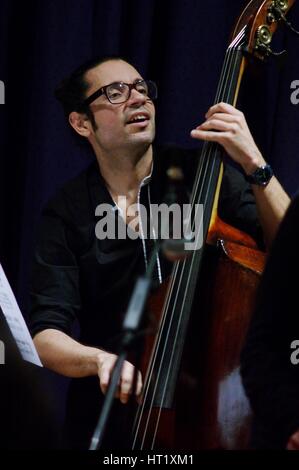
[69,111,92,138]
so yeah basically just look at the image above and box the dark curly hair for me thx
[54,55,125,130]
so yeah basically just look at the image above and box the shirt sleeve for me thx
[171,147,263,246]
[218,163,264,248]
[29,193,81,338]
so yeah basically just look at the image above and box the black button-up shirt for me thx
[29,145,262,449]
[30,146,262,350]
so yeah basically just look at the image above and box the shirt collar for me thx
[87,153,155,213]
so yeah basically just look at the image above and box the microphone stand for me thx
[89,241,162,451]
[89,162,188,450]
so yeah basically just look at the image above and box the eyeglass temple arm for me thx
[83,87,104,106]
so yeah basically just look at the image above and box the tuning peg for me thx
[269,1,299,36]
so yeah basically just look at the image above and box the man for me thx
[30,56,290,448]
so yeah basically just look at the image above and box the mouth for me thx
[126,112,150,127]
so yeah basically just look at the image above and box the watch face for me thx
[260,165,273,185]
[260,166,270,182]
[247,164,273,186]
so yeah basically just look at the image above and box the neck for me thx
[94,144,153,199]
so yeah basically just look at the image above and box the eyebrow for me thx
[90,77,143,92]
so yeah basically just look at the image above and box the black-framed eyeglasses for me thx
[83,79,158,106]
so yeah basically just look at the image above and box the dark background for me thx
[1,0,299,309]
[0,0,298,439]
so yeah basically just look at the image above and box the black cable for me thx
[273,6,299,36]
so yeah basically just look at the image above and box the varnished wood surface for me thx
[133,223,265,449]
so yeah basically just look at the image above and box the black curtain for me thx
[0,0,299,446]
[1,0,299,309]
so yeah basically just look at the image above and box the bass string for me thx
[133,28,246,449]
[133,32,244,450]
[148,35,246,451]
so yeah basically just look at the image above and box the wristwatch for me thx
[245,163,274,186]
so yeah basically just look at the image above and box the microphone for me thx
[161,164,194,260]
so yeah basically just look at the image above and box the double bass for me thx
[129,0,296,450]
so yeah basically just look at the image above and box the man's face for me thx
[84,60,156,153]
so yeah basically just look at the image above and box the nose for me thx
[127,87,147,107]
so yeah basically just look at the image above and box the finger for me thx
[192,114,241,132]
[205,102,240,119]
[135,371,143,397]
[99,366,111,394]
[196,119,238,133]
[119,362,136,404]
[119,377,133,404]
[98,355,117,394]
[206,112,242,124]
[190,128,229,143]
[120,365,143,404]
[100,367,121,396]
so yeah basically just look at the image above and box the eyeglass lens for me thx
[106,81,155,103]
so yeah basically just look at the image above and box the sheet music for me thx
[0,264,42,366]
